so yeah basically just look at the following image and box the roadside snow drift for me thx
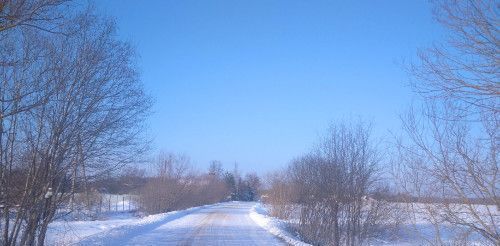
[249,203,311,246]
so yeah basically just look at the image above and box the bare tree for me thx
[294,121,381,245]
[410,0,498,115]
[267,121,398,245]
[208,160,224,177]
[395,0,499,244]
[0,0,69,33]
[0,4,151,245]
[1,3,73,243]
[396,104,498,244]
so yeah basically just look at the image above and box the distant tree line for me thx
[134,153,262,214]
[221,164,262,202]
[56,154,263,216]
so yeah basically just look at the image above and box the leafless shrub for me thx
[266,121,402,245]
[265,170,298,220]
[137,153,230,214]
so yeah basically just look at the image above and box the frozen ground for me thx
[47,202,295,245]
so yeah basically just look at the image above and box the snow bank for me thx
[249,203,311,246]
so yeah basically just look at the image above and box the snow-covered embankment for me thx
[249,203,311,246]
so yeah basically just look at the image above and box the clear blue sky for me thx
[97,0,443,174]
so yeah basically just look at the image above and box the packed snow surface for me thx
[48,202,289,245]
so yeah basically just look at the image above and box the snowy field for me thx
[389,203,499,245]
[261,202,498,245]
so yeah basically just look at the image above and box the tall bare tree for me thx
[0,0,68,33]
[410,0,498,115]
[396,0,499,244]
[0,3,151,245]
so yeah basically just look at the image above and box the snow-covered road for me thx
[79,202,286,245]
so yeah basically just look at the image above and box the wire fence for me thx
[68,193,138,219]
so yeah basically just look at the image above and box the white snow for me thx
[46,201,496,245]
[47,204,211,245]
[249,203,311,246]
[391,203,499,245]
[46,202,296,245]
[249,202,499,246]
[47,212,137,245]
